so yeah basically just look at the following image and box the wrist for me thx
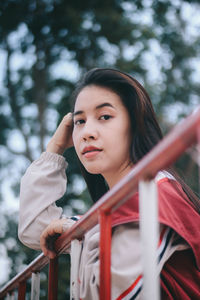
[46,142,65,155]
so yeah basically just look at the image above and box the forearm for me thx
[18,151,67,250]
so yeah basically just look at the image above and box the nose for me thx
[82,119,98,141]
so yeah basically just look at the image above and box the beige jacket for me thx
[18,152,187,300]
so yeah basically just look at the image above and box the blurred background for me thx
[0,0,199,298]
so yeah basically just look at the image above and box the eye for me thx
[99,115,112,121]
[74,119,85,125]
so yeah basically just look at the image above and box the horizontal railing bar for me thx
[0,107,199,298]
[0,254,48,298]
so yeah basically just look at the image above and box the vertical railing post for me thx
[99,211,112,300]
[70,240,82,300]
[6,293,14,300]
[18,281,26,300]
[31,272,40,300]
[139,179,160,300]
[48,257,58,300]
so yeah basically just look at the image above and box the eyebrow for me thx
[73,102,115,117]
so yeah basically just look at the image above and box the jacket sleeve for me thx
[18,151,67,250]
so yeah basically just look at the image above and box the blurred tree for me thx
[0,0,199,298]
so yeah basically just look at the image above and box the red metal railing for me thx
[0,107,199,299]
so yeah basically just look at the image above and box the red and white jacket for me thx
[18,152,200,299]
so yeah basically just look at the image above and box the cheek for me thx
[72,130,79,154]
[72,130,75,143]
[117,120,131,143]
[119,124,132,155]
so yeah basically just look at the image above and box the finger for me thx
[40,227,62,257]
[40,227,53,251]
[40,233,48,253]
[46,233,61,251]
[42,223,62,238]
[48,252,56,259]
[40,235,56,259]
[65,112,73,123]
[43,248,56,259]
[61,113,73,128]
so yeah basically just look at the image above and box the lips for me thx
[82,146,102,155]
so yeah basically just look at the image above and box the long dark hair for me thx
[72,68,200,212]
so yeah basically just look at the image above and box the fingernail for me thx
[50,253,55,259]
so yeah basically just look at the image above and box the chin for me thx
[85,168,101,175]
[84,165,103,175]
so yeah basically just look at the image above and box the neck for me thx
[103,164,133,189]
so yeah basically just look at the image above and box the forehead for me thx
[74,85,125,112]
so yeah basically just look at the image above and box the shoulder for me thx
[155,172,200,270]
[155,170,175,184]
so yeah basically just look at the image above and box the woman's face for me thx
[72,85,133,187]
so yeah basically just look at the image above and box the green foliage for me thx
[0,0,199,297]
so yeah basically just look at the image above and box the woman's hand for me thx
[46,112,74,155]
[40,218,75,259]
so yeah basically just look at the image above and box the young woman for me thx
[18,68,200,299]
